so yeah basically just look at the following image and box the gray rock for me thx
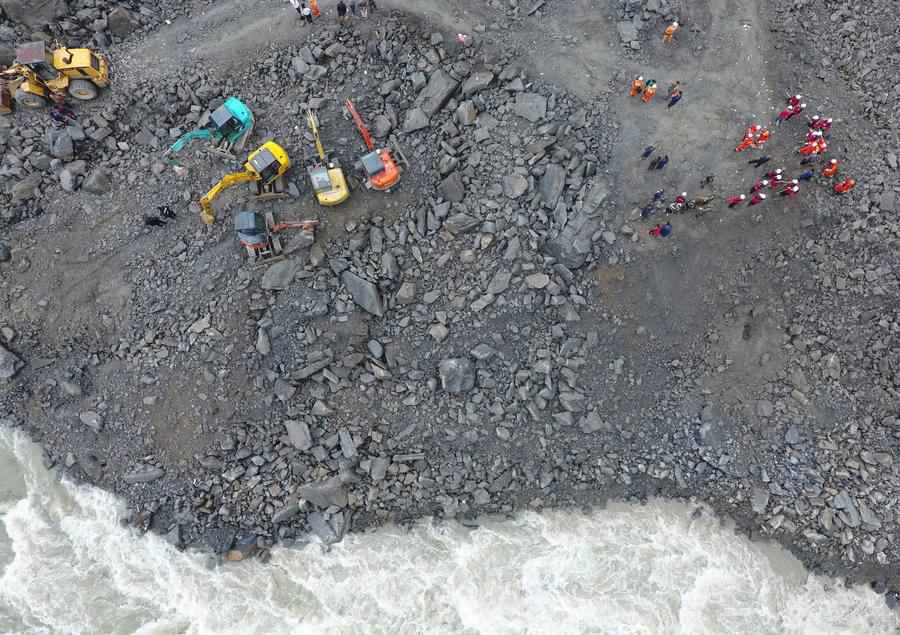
[751,487,770,514]
[291,56,310,75]
[456,101,477,126]
[470,343,497,361]
[514,93,547,122]
[486,271,512,295]
[122,465,164,484]
[107,7,135,36]
[616,21,639,43]
[260,259,299,291]
[539,164,566,209]
[0,344,24,381]
[274,378,296,402]
[0,0,66,28]
[579,411,607,433]
[755,400,774,417]
[78,411,103,432]
[441,172,465,203]
[272,501,301,524]
[525,273,550,289]
[502,175,529,199]
[396,281,416,305]
[299,477,348,508]
[256,329,271,356]
[416,69,459,116]
[0,242,10,263]
[307,511,338,543]
[342,271,384,317]
[47,129,74,161]
[370,457,389,482]
[461,71,494,96]
[443,213,479,234]
[82,169,112,194]
[402,107,430,133]
[284,420,312,451]
[439,358,476,393]
[59,169,77,192]
[372,114,392,138]
[11,175,41,203]
[858,501,881,529]
[784,425,801,445]
[831,491,860,528]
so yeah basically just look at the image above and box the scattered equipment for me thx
[167,97,254,156]
[0,41,110,113]
[234,211,318,262]
[198,141,291,225]
[344,99,403,191]
[305,109,349,206]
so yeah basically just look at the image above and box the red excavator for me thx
[344,98,404,191]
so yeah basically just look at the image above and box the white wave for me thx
[0,428,896,635]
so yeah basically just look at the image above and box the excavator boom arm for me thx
[168,129,215,154]
[199,170,258,225]
[344,99,375,151]
[305,109,326,161]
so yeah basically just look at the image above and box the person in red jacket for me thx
[727,194,746,207]
[788,94,803,108]
[751,179,769,192]
[822,159,839,178]
[769,174,784,189]
[749,192,767,205]
[781,184,800,197]
[776,107,792,124]
[786,103,806,120]
[834,178,856,194]
[766,168,783,180]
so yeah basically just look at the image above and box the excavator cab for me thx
[168,97,254,156]
[305,109,349,207]
[16,42,60,82]
[198,141,291,225]
[235,210,318,262]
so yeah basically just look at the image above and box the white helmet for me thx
[830,159,837,164]
[681,192,687,196]
[672,21,679,26]
[793,186,799,191]
[791,179,798,184]
[638,76,644,80]
[800,103,807,108]
[740,194,746,199]
[795,94,802,99]
[762,179,769,185]
[759,193,767,199]
[775,168,783,173]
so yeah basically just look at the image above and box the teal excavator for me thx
[166,97,254,156]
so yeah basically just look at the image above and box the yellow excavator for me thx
[0,41,110,113]
[305,109,349,206]
[198,141,291,225]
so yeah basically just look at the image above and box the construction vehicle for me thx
[198,141,291,225]
[0,41,110,114]
[305,109,349,206]
[344,99,404,191]
[235,211,318,263]
[167,97,254,156]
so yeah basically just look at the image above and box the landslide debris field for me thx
[2,0,900,599]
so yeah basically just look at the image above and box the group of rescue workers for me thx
[630,19,857,238]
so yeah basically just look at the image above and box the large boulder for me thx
[514,92,547,122]
[543,180,608,269]
[342,271,384,317]
[299,477,348,508]
[539,164,567,209]
[82,168,111,194]
[47,129,74,161]
[106,7,135,36]
[461,71,494,96]
[260,259,299,291]
[402,107,429,133]
[441,171,465,203]
[0,0,67,28]
[0,344,24,381]
[416,69,459,116]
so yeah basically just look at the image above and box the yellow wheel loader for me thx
[0,42,110,114]
[198,141,291,225]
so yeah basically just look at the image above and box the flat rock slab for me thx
[284,419,312,450]
[261,259,300,291]
[122,466,164,484]
[403,107,430,132]
[515,92,548,122]
[461,71,494,96]
[540,164,567,209]
[342,271,384,316]
[300,477,348,508]
[444,213,479,235]
[502,174,529,199]
[441,171,466,203]
[416,69,459,116]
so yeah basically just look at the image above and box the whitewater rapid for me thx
[0,428,896,635]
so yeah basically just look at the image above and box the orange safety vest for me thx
[822,162,839,177]
[629,79,644,96]
[310,0,320,16]
[642,86,656,102]
[664,24,678,37]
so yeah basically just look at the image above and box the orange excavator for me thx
[344,99,404,191]
[235,211,318,262]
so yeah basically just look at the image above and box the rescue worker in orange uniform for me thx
[822,159,839,178]
[641,82,657,103]
[629,76,645,97]
[834,178,856,194]
[755,128,771,147]
[310,0,321,17]
[663,21,679,43]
